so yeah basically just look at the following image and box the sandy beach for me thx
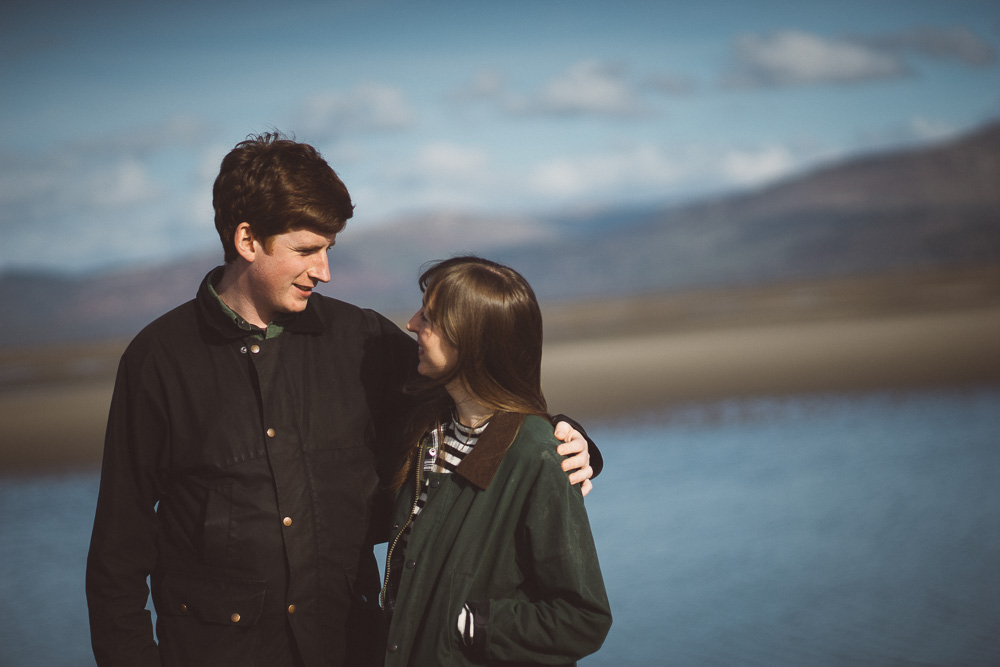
[541,305,1000,418]
[2,269,999,473]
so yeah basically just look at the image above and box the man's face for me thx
[246,228,336,324]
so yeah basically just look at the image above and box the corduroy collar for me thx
[454,411,526,491]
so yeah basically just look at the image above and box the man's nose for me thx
[311,252,331,283]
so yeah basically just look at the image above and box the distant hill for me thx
[3,119,999,347]
[499,118,1000,301]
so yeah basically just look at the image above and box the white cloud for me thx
[0,114,219,270]
[645,71,697,95]
[467,61,648,118]
[724,26,996,89]
[451,70,508,102]
[724,30,906,88]
[90,157,162,208]
[906,116,961,142]
[529,145,683,199]
[196,143,230,186]
[0,159,61,206]
[856,115,963,150]
[416,143,490,180]
[297,83,415,138]
[527,142,805,205]
[185,143,231,228]
[0,137,214,272]
[532,60,647,116]
[456,61,687,118]
[354,142,498,218]
[869,26,996,66]
[1,153,162,222]
[67,114,214,158]
[721,146,795,185]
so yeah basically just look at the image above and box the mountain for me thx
[324,119,1000,309]
[500,119,1000,300]
[3,119,999,347]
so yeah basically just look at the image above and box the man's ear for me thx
[233,222,258,263]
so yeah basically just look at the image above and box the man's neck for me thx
[214,263,270,328]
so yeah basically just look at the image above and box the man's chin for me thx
[279,300,310,316]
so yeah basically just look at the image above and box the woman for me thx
[380,256,612,666]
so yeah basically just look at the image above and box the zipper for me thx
[380,436,426,610]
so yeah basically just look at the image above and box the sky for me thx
[2,0,999,274]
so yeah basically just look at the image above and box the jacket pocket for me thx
[444,571,477,664]
[154,572,267,627]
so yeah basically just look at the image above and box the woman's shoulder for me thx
[507,414,562,463]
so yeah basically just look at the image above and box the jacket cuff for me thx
[466,599,491,658]
[550,413,603,477]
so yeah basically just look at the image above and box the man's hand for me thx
[554,421,594,497]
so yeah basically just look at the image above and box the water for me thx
[1,387,998,666]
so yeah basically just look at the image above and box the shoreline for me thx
[541,305,1000,419]
[2,303,999,474]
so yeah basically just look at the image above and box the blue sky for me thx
[2,0,999,273]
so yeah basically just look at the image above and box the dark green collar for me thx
[206,266,289,340]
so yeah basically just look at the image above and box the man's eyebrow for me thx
[294,240,335,251]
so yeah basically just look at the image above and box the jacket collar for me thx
[454,411,526,491]
[196,267,326,340]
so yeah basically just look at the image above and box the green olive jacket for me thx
[382,412,612,667]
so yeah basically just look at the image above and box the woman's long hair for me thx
[389,256,549,491]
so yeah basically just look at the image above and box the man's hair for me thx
[212,132,354,263]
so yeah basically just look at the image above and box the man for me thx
[85,133,598,667]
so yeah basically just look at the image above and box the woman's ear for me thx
[233,222,257,263]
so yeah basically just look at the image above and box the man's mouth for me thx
[293,283,313,295]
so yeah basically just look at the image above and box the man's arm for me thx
[550,414,602,497]
[86,354,164,667]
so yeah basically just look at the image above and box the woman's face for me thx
[406,305,457,378]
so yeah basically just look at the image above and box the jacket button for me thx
[392,522,400,530]
[282,516,292,527]
[179,603,188,613]
[405,559,416,569]
[250,344,261,354]
[266,428,276,438]
[231,613,241,623]
[429,478,440,488]
[240,346,248,354]
[287,604,296,614]
[387,643,399,653]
